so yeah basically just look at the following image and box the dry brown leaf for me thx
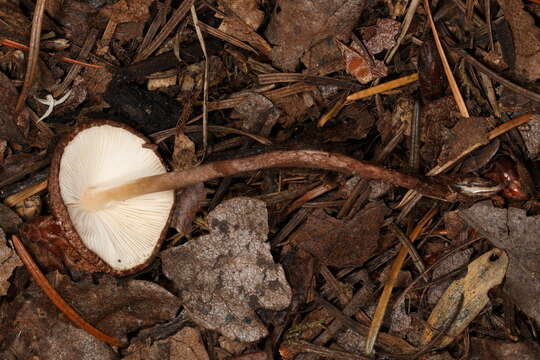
[0,203,22,235]
[336,40,387,84]
[459,202,540,324]
[0,71,27,144]
[161,197,292,342]
[437,116,493,168]
[290,201,390,267]
[496,0,540,81]
[124,326,209,360]
[7,272,184,358]
[361,18,400,55]
[265,0,365,71]
[470,337,540,360]
[0,272,180,357]
[99,0,154,23]
[0,228,22,296]
[217,0,267,53]
[171,184,206,235]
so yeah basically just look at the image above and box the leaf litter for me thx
[1,0,540,358]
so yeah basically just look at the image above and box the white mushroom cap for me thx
[58,124,174,272]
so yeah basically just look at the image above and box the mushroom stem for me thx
[81,150,457,211]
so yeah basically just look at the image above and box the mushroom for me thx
[49,120,458,275]
[49,120,175,275]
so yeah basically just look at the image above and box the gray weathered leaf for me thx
[161,197,292,342]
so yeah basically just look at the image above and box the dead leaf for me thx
[0,227,22,296]
[265,0,365,71]
[470,337,540,360]
[171,184,206,235]
[437,117,493,167]
[361,18,400,55]
[1,272,181,357]
[0,203,22,235]
[421,249,508,347]
[234,93,280,136]
[426,248,473,305]
[58,0,98,46]
[0,71,27,144]
[217,0,269,54]
[459,202,540,324]
[289,201,390,267]
[320,104,374,142]
[496,0,540,81]
[336,40,388,84]
[0,274,124,359]
[99,0,154,23]
[123,327,209,360]
[161,197,292,342]
[518,116,540,160]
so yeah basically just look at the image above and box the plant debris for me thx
[1,0,540,357]
[162,197,292,342]
[289,201,389,267]
[460,202,540,324]
[0,228,21,296]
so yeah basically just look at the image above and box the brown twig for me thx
[15,0,47,113]
[11,235,124,347]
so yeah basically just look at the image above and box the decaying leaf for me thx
[0,71,27,144]
[123,326,210,360]
[518,116,540,160]
[336,40,388,84]
[217,0,269,54]
[421,249,508,347]
[161,197,292,342]
[234,93,280,137]
[361,18,400,55]
[0,203,22,235]
[496,0,540,81]
[0,228,22,296]
[470,337,540,360]
[289,201,390,267]
[427,248,473,305]
[99,0,154,23]
[171,184,206,235]
[459,202,540,324]
[437,117,493,167]
[265,0,365,71]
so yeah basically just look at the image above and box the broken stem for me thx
[81,150,457,212]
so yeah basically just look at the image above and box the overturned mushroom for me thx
[50,120,457,275]
[49,121,175,275]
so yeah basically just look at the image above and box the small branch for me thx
[346,73,419,102]
[11,235,124,347]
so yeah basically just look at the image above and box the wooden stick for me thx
[11,235,124,347]
[346,73,419,102]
